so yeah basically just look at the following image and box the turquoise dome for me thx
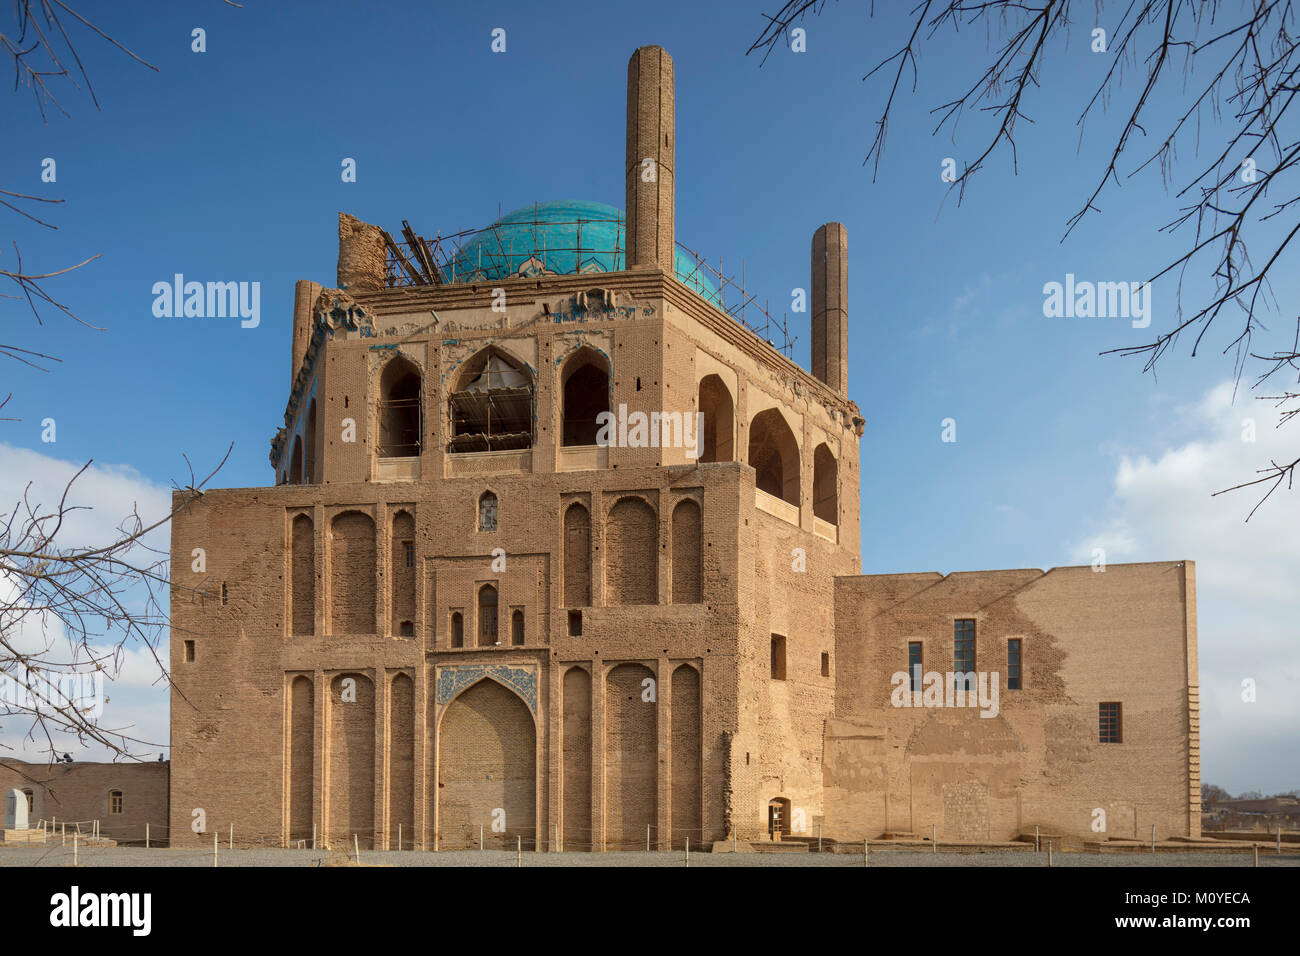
[442,200,720,306]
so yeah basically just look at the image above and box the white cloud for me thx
[1074,381,1300,795]
[0,443,172,760]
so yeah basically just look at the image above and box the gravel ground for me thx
[2,845,1296,867]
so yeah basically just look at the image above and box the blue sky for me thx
[2,0,1296,794]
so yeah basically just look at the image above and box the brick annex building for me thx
[166,46,1201,851]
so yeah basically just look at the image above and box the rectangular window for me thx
[1099,702,1122,743]
[953,619,975,690]
[908,641,923,691]
[1007,639,1022,690]
[820,652,830,678]
[183,640,195,663]
[568,609,582,637]
[403,541,414,568]
[770,635,787,681]
[110,791,123,814]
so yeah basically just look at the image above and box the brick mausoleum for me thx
[155,46,1200,851]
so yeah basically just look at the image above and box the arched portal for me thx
[437,679,536,849]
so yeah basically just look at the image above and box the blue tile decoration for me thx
[437,664,537,713]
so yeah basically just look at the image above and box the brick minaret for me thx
[811,222,848,395]
[625,45,675,270]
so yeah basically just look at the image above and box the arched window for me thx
[22,789,33,813]
[305,398,318,482]
[561,350,610,446]
[288,436,303,483]
[451,611,464,648]
[478,491,498,532]
[813,443,837,524]
[511,609,524,645]
[748,408,801,506]
[448,348,534,452]
[478,585,499,646]
[378,356,422,458]
[697,375,734,463]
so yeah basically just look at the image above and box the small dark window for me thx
[820,652,830,678]
[23,790,33,813]
[451,611,464,648]
[1007,639,1022,690]
[908,641,923,691]
[1099,702,1122,743]
[568,609,582,636]
[511,609,524,646]
[770,635,787,681]
[478,585,499,646]
[109,790,123,814]
[183,640,195,662]
[403,541,414,568]
[953,619,975,690]
[399,620,414,638]
[221,582,228,606]
[479,492,498,532]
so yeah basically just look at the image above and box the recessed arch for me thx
[748,407,801,506]
[329,511,376,635]
[561,347,611,447]
[390,510,415,634]
[605,496,657,606]
[562,666,592,850]
[813,443,838,524]
[563,502,591,607]
[328,672,375,849]
[671,499,702,604]
[288,436,303,484]
[290,513,315,635]
[697,375,734,463]
[670,663,702,848]
[605,663,657,849]
[305,397,318,482]
[437,677,537,849]
[287,675,314,844]
[378,355,422,458]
